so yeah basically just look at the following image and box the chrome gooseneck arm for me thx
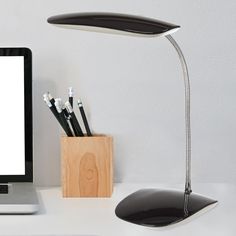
[165,35,192,194]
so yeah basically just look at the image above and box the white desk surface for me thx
[0,183,235,236]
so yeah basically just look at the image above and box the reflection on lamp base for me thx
[115,189,217,227]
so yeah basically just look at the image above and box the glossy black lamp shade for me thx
[47,13,180,36]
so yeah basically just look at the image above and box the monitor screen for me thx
[0,56,25,175]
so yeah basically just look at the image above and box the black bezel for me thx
[0,48,32,182]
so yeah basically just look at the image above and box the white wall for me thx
[0,0,235,186]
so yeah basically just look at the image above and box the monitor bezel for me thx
[0,48,33,182]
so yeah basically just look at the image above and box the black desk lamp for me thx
[47,13,217,227]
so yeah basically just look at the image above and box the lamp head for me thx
[47,12,180,37]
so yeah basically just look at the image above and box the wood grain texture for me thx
[61,135,113,197]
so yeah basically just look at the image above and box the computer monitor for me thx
[0,48,32,182]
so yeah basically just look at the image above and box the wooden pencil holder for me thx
[61,135,113,198]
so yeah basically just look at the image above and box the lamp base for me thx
[115,189,217,227]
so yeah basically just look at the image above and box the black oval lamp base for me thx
[115,189,217,227]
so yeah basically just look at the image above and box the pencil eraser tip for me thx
[68,87,74,96]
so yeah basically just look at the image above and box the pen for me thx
[68,87,73,108]
[77,99,92,136]
[65,101,84,137]
[55,98,73,137]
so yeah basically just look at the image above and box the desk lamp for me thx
[47,13,217,227]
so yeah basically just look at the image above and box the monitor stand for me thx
[0,183,39,214]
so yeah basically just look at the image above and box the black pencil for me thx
[55,98,73,137]
[68,87,73,108]
[47,92,55,105]
[77,99,92,136]
[65,101,84,137]
[43,93,63,127]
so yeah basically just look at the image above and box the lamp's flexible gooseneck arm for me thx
[165,35,192,194]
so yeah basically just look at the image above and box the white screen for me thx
[0,56,25,175]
